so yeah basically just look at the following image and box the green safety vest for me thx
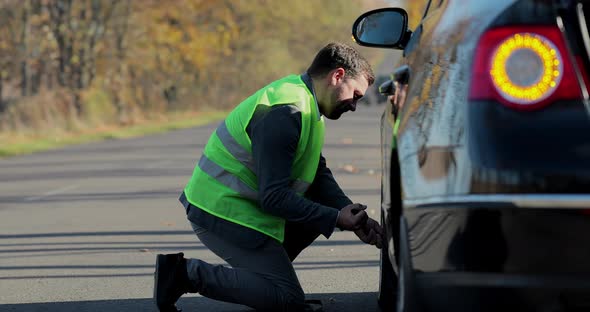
[392,118,400,149]
[184,74,325,242]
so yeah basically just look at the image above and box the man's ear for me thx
[329,68,346,85]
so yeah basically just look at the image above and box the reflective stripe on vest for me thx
[199,154,312,200]
[200,152,312,200]
[216,121,256,173]
[198,155,258,201]
[211,119,313,196]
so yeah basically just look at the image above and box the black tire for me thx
[378,213,398,311]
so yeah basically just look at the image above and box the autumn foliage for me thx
[0,0,380,134]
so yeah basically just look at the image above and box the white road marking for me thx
[24,185,79,202]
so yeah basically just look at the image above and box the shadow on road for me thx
[0,292,381,312]
[0,259,378,280]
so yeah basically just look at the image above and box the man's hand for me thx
[336,203,368,231]
[355,217,384,249]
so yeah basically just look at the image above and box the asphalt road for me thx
[0,103,386,312]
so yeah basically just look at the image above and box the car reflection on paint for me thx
[352,1,590,311]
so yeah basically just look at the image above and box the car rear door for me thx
[394,0,457,200]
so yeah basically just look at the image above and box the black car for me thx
[352,1,590,311]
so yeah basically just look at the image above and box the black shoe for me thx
[154,252,192,312]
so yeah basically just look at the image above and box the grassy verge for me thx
[0,110,228,158]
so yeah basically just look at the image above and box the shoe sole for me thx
[154,254,181,312]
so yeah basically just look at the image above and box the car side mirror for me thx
[352,8,410,49]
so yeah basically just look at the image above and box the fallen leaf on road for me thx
[341,138,353,144]
[342,164,359,173]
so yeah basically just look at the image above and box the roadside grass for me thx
[0,110,228,158]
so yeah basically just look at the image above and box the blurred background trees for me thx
[0,0,425,135]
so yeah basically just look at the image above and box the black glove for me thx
[336,203,368,231]
[354,217,383,249]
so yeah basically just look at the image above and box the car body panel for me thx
[355,0,590,310]
[396,0,516,200]
[396,0,590,272]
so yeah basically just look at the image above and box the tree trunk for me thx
[73,91,82,116]
[20,0,30,96]
[32,59,44,94]
[30,0,42,94]
[112,0,130,120]
[0,75,5,113]
[77,4,86,91]
[49,0,72,88]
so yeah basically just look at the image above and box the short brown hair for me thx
[307,42,375,85]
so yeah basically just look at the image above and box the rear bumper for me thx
[415,272,590,312]
[403,203,590,311]
[416,272,590,289]
[467,100,590,193]
[404,204,590,274]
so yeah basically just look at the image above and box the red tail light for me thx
[469,26,584,110]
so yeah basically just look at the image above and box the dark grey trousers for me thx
[186,222,319,312]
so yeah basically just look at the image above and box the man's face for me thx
[321,71,369,120]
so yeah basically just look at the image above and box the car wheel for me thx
[378,213,398,311]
